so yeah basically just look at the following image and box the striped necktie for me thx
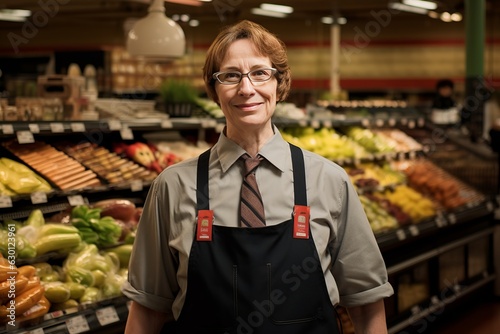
[240,154,266,227]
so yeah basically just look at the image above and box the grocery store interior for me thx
[0,0,499,333]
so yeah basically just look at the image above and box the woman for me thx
[123,20,393,333]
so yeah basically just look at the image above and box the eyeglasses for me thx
[212,68,277,85]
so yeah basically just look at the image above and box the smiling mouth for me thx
[235,103,262,109]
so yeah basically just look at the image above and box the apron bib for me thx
[162,144,340,334]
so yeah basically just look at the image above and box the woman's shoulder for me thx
[300,149,348,176]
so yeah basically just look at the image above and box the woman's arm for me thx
[125,301,170,334]
[347,299,388,334]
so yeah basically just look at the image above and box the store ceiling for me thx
[0,0,486,29]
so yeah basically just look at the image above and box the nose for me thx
[238,76,256,96]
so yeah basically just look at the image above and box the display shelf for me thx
[1,296,130,334]
[375,199,495,251]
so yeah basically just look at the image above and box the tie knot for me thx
[241,154,263,176]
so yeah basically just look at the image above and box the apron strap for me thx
[196,143,307,211]
[289,143,307,206]
[196,148,211,211]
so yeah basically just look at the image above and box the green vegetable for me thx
[33,262,53,277]
[80,287,102,304]
[15,235,37,259]
[51,299,79,311]
[25,209,45,228]
[101,273,126,299]
[107,244,133,268]
[70,205,122,247]
[44,281,71,303]
[66,267,95,287]
[34,233,82,256]
[91,270,106,288]
[39,223,79,237]
[66,282,86,300]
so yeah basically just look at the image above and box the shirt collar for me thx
[215,124,288,174]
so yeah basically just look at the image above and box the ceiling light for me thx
[388,2,428,15]
[0,13,27,22]
[321,16,347,25]
[126,0,185,60]
[440,12,452,22]
[251,8,287,18]
[402,0,437,10]
[0,9,32,17]
[260,3,293,14]
[451,12,462,22]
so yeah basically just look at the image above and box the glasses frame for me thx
[212,67,277,85]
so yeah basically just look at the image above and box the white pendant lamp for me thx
[126,0,186,60]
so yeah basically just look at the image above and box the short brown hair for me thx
[203,20,291,103]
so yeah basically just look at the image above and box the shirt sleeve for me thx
[330,176,394,307]
[122,177,179,317]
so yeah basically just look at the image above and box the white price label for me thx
[375,119,384,127]
[388,118,396,127]
[31,192,48,204]
[120,127,134,140]
[431,296,440,305]
[408,225,419,236]
[50,122,65,133]
[322,120,332,128]
[2,124,14,134]
[298,120,308,127]
[311,120,320,129]
[0,195,13,208]
[411,305,421,315]
[396,229,406,241]
[417,118,425,127]
[96,306,120,326]
[448,213,457,225]
[16,131,35,144]
[408,120,416,129]
[361,119,370,127]
[108,119,122,131]
[400,118,408,125]
[66,315,90,334]
[68,195,85,206]
[28,123,40,133]
[130,180,143,192]
[70,123,86,132]
[409,151,416,160]
[161,120,173,128]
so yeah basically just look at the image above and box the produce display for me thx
[0,257,50,326]
[0,158,52,196]
[3,141,102,190]
[58,142,158,185]
[282,127,370,160]
[343,126,398,154]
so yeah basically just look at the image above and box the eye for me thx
[250,69,272,80]
[221,72,241,81]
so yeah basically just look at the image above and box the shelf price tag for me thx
[435,214,447,228]
[417,118,425,127]
[66,315,90,334]
[29,123,40,133]
[0,195,13,208]
[310,120,320,129]
[400,118,408,126]
[388,118,396,127]
[120,127,134,140]
[375,119,384,127]
[96,306,120,326]
[108,119,122,131]
[50,122,65,133]
[17,131,35,144]
[396,229,406,241]
[70,122,86,132]
[2,124,14,134]
[447,213,457,225]
[130,180,143,192]
[298,119,308,127]
[408,225,419,237]
[68,195,85,206]
[31,192,48,204]
[322,120,332,128]
[361,119,370,127]
[408,120,416,129]
[161,120,173,128]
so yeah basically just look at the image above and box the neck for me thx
[225,123,274,157]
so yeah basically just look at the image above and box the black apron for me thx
[162,144,341,334]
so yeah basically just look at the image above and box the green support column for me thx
[464,0,486,141]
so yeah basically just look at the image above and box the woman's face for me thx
[215,39,277,132]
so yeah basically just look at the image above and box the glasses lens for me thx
[217,72,241,84]
[249,68,274,82]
